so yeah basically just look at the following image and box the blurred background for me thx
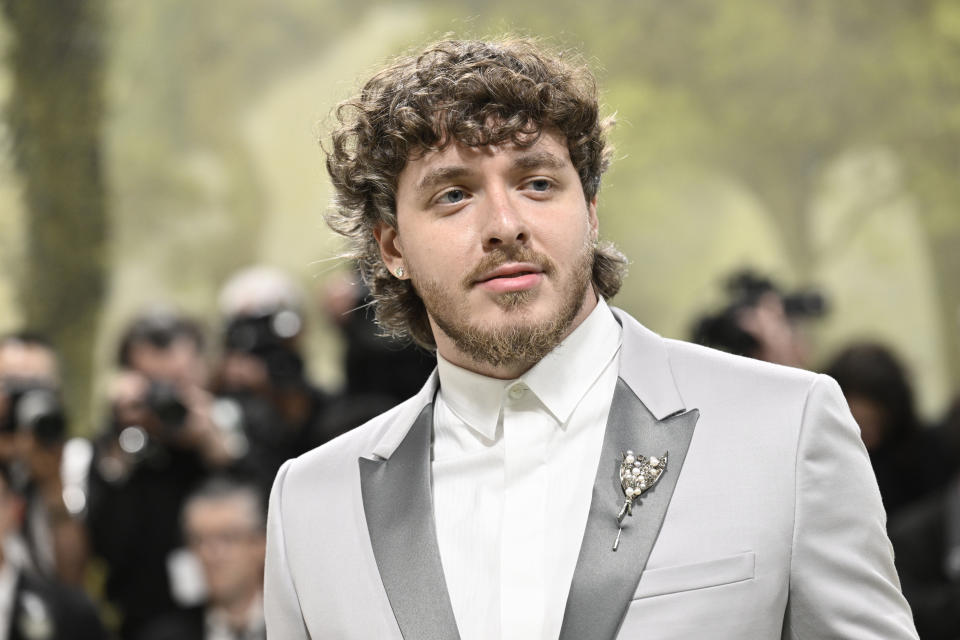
[1,0,959,432]
[1,0,959,429]
[0,0,959,637]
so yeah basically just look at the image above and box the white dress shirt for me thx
[433,298,623,640]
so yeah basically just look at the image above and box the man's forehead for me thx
[400,130,574,190]
[187,495,258,527]
[0,343,58,380]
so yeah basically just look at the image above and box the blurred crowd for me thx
[0,265,433,640]
[2,265,960,638]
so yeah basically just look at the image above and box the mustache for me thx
[462,246,556,287]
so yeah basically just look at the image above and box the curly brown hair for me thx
[325,37,627,349]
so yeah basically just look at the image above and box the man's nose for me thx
[481,188,529,251]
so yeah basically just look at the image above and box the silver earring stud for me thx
[396,266,404,278]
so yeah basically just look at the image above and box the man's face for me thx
[376,129,599,377]
[0,343,58,384]
[127,337,206,387]
[0,343,59,459]
[185,496,265,606]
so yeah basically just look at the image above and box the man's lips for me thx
[474,263,544,293]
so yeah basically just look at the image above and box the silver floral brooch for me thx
[613,450,667,551]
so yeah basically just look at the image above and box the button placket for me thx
[500,383,547,639]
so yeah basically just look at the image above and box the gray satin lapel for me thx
[359,405,461,640]
[558,378,699,640]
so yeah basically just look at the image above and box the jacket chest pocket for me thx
[632,551,755,600]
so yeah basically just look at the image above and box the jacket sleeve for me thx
[264,459,311,640]
[782,374,918,639]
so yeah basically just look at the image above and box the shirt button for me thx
[508,383,527,400]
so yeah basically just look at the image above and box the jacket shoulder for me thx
[663,337,819,396]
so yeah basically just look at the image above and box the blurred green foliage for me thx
[1,0,959,430]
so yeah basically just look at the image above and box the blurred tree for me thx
[2,0,107,432]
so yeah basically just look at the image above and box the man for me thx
[86,311,237,639]
[212,266,334,495]
[265,38,918,639]
[0,462,107,640]
[139,478,267,640]
[0,334,87,586]
[691,270,825,369]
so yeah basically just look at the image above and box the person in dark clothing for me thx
[212,266,334,497]
[0,332,89,586]
[824,342,953,519]
[6,565,109,640]
[319,270,435,438]
[691,270,827,369]
[86,311,237,639]
[0,462,108,640]
[137,477,266,640]
[888,398,960,639]
[889,474,960,640]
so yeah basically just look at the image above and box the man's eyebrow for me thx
[416,166,471,194]
[414,151,567,194]
[511,151,567,172]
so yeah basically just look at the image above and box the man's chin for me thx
[491,288,538,310]
[435,304,583,371]
[469,306,554,333]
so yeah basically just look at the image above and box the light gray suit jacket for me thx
[265,308,918,639]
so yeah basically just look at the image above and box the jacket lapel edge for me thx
[360,404,461,640]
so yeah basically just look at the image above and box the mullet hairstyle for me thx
[325,37,627,349]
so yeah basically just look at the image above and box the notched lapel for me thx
[359,405,461,640]
[558,378,700,640]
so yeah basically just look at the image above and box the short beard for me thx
[415,242,594,372]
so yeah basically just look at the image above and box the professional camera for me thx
[0,378,67,445]
[723,271,827,319]
[144,380,189,432]
[692,270,828,357]
[223,310,305,387]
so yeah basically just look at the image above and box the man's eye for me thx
[439,189,466,204]
[528,179,551,192]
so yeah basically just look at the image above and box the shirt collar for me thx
[523,297,622,424]
[436,352,508,441]
[436,298,622,438]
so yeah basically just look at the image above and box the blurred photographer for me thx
[0,461,108,640]
[0,333,88,587]
[691,270,827,369]
[825,342,952,517]
[211,266,331,495]
[86,311,238,639]
[139,477,266,640]
[319,269,435,436]
[887,398,960,639]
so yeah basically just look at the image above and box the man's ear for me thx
[373,222,405,277]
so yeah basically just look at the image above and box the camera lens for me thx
[145,381,189,430]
